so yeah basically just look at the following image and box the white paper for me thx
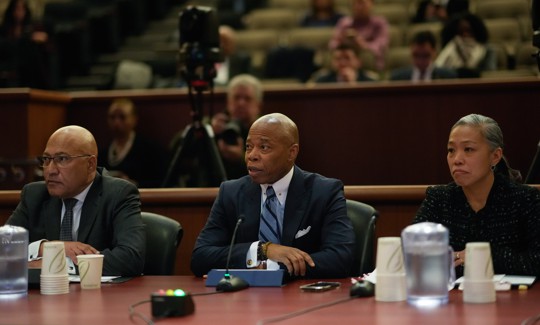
[69,276,120,283]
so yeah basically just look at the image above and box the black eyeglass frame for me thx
[36,155,94,168]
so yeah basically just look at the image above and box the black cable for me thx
[128,299,153,325]
[255,295,355,325]
[191,290,227,296]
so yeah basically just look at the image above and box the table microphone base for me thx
[216,275,249,292]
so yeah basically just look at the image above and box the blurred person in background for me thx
[390,31,457,82]
[435,12,496,78]
[314,43,375,83]
[98,98,166,188]
[0,0,54,89]
[329,0,389,71]
[214,25,252,86]
[299,0,344,28]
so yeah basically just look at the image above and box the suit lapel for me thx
[281,166,307,246]
[77,174,102,242]
[44,197,62,240]
[240,180,261,242]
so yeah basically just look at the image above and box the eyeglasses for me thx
[36,155,94,168]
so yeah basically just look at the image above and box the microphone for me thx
[216,215,249,292]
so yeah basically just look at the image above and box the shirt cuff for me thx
[245,241,279,270]
[67,257,76,275]
[246,241,259,268]
[28,239,46,261]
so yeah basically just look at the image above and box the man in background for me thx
[390,31,457,82]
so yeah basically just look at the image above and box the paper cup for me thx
[463,242,496,303]
[376,273,407,302]
[41,242,67,275]
[375,237,406,301]
[77,254,104,289]
[464,242,494,281]
[376,237,405,275]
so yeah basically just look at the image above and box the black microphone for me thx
[216,215,249,292]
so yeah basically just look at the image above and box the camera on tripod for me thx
[162,6,228,187]
[178,6,223,90]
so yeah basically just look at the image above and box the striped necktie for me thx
[60,198,77,241]
[259,186,281,244]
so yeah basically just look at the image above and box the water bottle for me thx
[0,225,29,297]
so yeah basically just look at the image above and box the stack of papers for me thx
[68,276,120,283]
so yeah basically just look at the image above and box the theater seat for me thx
[346,200,378,277]
[141,212,183,275]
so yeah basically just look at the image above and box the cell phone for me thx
[299,281,341,292]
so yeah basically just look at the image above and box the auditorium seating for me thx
[3,0,534,91]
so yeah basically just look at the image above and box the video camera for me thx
[178,6,223,90]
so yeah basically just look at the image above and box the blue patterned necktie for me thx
[259,186,281,244]
[60,198,77,241]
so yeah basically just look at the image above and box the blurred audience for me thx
[214,25,252,86]
[0,0,54,89]
[329,0,389,71]
[299,0,344,28]
[169,74,262,182]
[215,74,263,179]
[314,43,375,83]
[411,0,447,24]
[390,31,457,82]
[435,12,496,78]
[216,0,267,29]
[98,98,167,188]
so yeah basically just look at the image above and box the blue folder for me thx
[205,269,285,287]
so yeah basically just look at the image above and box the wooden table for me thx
[1,276,539,325]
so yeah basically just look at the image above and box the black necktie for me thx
[60,198,77,241]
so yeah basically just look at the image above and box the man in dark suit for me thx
[214,26,252,87]
[390,31,457,82]
[191,113,355,279]
[314,43,376,84]
[6,125,145,276]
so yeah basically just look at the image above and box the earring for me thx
[490,165,495,171]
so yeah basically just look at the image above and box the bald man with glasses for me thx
[6,125,145,277]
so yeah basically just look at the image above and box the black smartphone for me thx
[299,281,341,292]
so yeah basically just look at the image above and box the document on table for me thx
[69,276,121,283]
[455,274,536,290]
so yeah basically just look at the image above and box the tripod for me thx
[162,78,227,187]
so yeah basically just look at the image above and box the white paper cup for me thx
[463,279,496,303]
[376,237,405,275]
[77,254,104,289]
[464,242,494,281]
[463,242,496,303]
[375,237,406,301]
[41,242,67,275]
[376,273,407,302]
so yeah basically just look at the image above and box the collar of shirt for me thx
[260,166,294,206]
[412,64,434,82]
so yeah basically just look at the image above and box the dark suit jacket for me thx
[6,168,145,276]
[315,70,375,83]
[191,166,355,279]
[390,66,458,81]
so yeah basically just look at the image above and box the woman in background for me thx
[414,114,540,277]
[0,0,53,88]
[435,13,496,78]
